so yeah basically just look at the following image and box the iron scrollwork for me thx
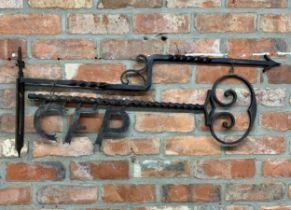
[15,47,280,156]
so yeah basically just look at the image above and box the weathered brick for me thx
[162,184,221,202]
[0,113,61,133]
[260,14,291,32]
[225,136,285,154]
[101,39,164,60]
[261,206,291,210]
[133,13,190,34]
[0,138,28,157]
[260,112,291,131]
[0,14,61,34]
[234,88,286,107]
[196,65,257,84]
[167,0,221,8]
[0,186,31,205]
[98,0,162,8]
[133,207,190,210]
[227,39,287,58]
[135,113,194,132]
[199,112,249,131]
[103,137,160,155]
[133,64,192,84]
[161,88,208,104]
[194,159,255,179]
[68,14,129,34]
[225,183,284,201]
[65,64,125,83]
[0,88,15,108]
[165,136,221,155]
[195,13,256,32]
[256,88,286,107]
[28,0,92,8]
[167,39,220,54]
[6,162,65,181]
[102,184,155,202]
[0,63,61,84]
[0,0,23,8]
[262,159,291,177]
[227,0,287,7]
[32,39,96,59]
[265,65,291,84]
[37,185,97,204]
[0,39,26,60]
[225,206,254,210]
[70,160,129,180]
[33,137,94,157]
[134,160,191,177]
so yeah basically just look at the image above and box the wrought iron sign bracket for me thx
[15,47,280,157]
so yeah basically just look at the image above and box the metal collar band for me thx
[15,47,280,157]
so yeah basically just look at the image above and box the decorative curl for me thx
[209,74,257,146]
[120,55,148,85]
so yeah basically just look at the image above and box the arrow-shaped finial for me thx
[263,54,280,72]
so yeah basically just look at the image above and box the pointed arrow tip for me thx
[263,55,280,73]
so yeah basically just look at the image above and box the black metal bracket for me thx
[15,47,280,156]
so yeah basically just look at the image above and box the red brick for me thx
[195,13,256,32]
[28,0,92,8]
[0,0,23,8]
[133,63,192,84]
[0,113,62,133]
[0,88,15,108]
[225,136,285,154]
[134,160,191,177]
[199,112,249,131]
[135,113,194,132]
[98,0,162,8]
[227,0,287,7]
[162,184,221,202]
[103,137,160,155]
[33,137,94,157]
[167,0,221,7]
[6,161,65,181]
[132,208,190,210]
[0,186,31,205]
[37,185,97,204]
[260,112,291,131]
[194,159,255,179]
[225,183,284,201]
[260,206,291,210]
[165,136,221,155]
[225,206,254,210]
[265,65,291,84]
[70,160,129,180]
[68,113,122,133]
[0,63,61,84]
[102,184,155,202]
[101,39,164,60]
[68,14,129,34]
[0,14,61,34]
[260,14,291,32]
[227,39,287,58]
[262,159,291,177]
[0,39,26,60]
[134,13,190,34]
[167,39,220,54]
[32,39,96,59]
[65,64,125,83]
[161,88,208,104]
[196,65,257,83]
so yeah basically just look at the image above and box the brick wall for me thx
[0,0,291,209]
